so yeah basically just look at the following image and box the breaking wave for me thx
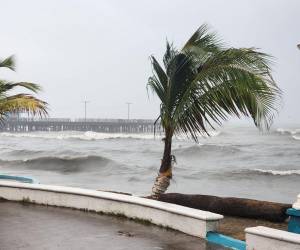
[0,131,159,141]
[276,128,300,136]
[253,168,300,176]
[174,131,222,140]
[0,155,119,173]
[174,143,240,156]
[0,149,93,160]
[0,130,221,141]
[205,131,222,137]
[218,169,300,179]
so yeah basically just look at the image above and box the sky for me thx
[1,0,300,125]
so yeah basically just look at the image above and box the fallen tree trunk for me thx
[157,193,291,222]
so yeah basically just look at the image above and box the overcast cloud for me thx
[1,0,299,125]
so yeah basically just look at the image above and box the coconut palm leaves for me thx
[148,24,281,196]
[0,56,48,123]
[0,55,15,70]
[148,24,281,142]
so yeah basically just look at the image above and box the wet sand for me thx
[219,216,288,241]
[0,200,227,250]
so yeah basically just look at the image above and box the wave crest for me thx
[174,143,240,156]
[0,131,159,141]
[0,155,118,173]
[276,128,300,135]
[0,131,221,141]
[253,168,300,176]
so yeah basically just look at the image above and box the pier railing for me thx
[0,118,162,133]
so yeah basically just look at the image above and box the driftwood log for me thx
[157,193,291,222]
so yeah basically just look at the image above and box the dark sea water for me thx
[0,124,299,204]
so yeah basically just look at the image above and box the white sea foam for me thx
[0,132,57,139]
[196,131,221,138]
[0,130,221,141]
[254,168,300,176]
[82,131,159,140]
[292,135,300,140]
[204,131,222,138]
[276,128,300,135]
[174,131,221,141]
[0,131,160,140]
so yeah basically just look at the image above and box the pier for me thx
[0,118,161,133]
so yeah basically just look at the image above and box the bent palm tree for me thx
[148,24,281,197]
[0,55,48,122]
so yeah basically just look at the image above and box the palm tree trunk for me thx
[151,129,173,198]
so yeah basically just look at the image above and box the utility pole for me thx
[126,102,132,120]
[83,100,89,122]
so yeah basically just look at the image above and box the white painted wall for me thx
[293,194,300,210]
[246,226,300,250]
[0,181,223,238]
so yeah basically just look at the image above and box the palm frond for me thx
[0,80,41,93]
[0,55,48,124]
[148,24,281,142]
[173,48,280,137]
[0,94,48,116]
[163,41,177,70]
[0,55,15,71]
[182,24,223,54]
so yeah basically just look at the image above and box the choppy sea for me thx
[0,124,299,203]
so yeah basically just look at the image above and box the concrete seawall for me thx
[0,181,223,238]
[2,180,300,250]
[246,226,300,250]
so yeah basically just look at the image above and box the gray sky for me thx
[1,0,299,124]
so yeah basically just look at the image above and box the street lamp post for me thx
[126,102,132,120]
[83,100,89,122]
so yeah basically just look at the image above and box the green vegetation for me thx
[148,24,281,197]
[0,55,47,123]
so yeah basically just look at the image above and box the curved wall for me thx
[0,181,223,238]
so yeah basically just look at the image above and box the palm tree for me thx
[148,24,281,197]
[0,55,48,122]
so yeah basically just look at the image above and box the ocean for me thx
[0,124,299,204]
